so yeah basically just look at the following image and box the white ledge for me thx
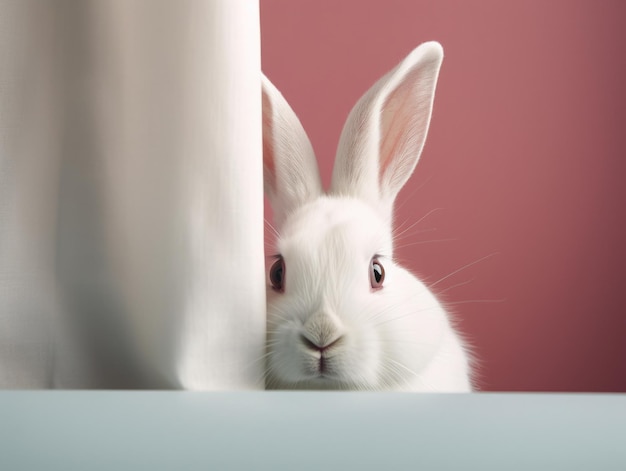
[1,392,624,470]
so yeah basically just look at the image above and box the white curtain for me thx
[0,0,265,389]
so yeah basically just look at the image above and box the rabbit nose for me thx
[299,333,344,352]
[301,310,344,352]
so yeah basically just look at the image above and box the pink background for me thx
[260,0,626,392]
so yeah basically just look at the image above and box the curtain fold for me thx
[0,0,265,389]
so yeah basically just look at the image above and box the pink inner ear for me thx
[262,90,276,191]
[378,67,431,192]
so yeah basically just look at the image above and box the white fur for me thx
[262,42,472,391]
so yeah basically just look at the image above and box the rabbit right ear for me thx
[329,42,444,219]
[262,73,323,228]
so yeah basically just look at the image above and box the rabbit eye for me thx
[370,258,385,289]
[269,257,285,292]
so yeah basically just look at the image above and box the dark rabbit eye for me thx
[269,257,285,292]
[370,258,385,289]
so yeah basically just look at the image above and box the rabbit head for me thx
[262,42,472,391]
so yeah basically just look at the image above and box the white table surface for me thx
[1,391,624,470]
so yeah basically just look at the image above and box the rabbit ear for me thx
[330,41,444,218]
[262,73,323,228]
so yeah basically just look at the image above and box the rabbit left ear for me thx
[262,73,323,228]
[330,41,444,218]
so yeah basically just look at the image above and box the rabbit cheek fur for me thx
[262,41,473,391]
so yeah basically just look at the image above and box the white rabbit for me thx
[262,41,472,391]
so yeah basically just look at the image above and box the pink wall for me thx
[260,0,626,392]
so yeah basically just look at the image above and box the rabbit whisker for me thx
[264,218,280,238]
[394,237,457,250]
[445,299,505,306]
[394,175,434,212]
[371,306,440,327]
[429,252,499,288]
[393,207,442,241]
[436,278,475,294]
